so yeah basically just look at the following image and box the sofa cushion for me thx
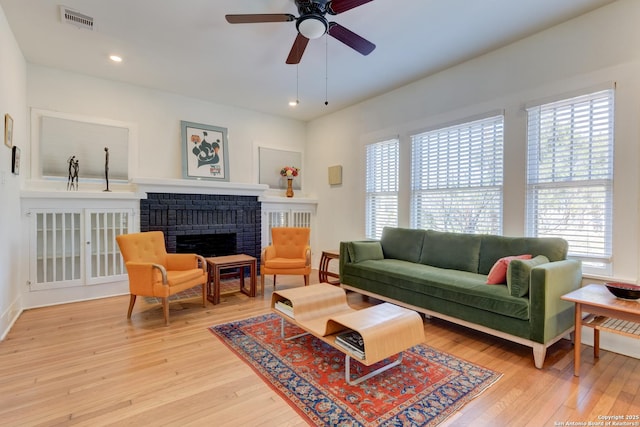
[419,230,482,273]
[486,254,532,284]
[380,227,426,263]
[507,255,550,297]
[343,259,530,320]
[348,241,384,263]
[478,235,568,275]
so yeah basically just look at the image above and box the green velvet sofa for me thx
[339,227,582,368]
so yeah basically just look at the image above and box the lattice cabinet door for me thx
[29,209,83,290]
[290,210,312,228]
[262,206,314,246]
[86,209,133,285]
[28,208,134,290]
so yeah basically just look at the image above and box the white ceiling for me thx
[1,0,616,121]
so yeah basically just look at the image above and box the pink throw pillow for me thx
[486,254,532,284]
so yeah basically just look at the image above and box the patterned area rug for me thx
[210,313,502,426]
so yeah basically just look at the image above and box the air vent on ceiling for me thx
[59,6,94,31]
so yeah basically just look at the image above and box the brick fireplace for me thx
[139,193,261,264]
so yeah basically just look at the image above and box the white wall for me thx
[306,0,640,283]
[0,5,27,339]
[27,65,307,185]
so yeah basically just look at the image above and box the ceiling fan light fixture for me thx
[297,15,327,39]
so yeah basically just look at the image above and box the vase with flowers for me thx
[280,166,299,197]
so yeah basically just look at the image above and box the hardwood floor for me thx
[1,272,638,426]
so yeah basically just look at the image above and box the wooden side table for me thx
[318,249,340,285]
[206,254,257,305]
[561,284,640,376]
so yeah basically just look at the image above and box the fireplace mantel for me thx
[21,177,316,204]
[132,177,269,197]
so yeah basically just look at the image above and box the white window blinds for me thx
[365,138,399,239]
[410,115,504,234]
[526,89,614,265]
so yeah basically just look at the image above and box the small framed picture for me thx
[181,121,229,182]
[4,114,13,148]
[11,146,20,175]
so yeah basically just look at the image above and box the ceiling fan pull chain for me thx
[325,34,329,106]
[297,63,300,105]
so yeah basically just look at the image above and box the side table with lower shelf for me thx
[318,250,340,285]
[205,254,257,305]
[561,284,640,376]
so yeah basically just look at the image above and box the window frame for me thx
[365,138,399,240]
[525,88,614,275]
[410,114,505,235]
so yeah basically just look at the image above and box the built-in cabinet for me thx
[22,189,139,296]
[28,208,133,290]
[261,199,317,247]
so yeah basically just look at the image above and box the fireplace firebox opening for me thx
[176,233,237,258]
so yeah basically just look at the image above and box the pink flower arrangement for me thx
[280,166,300,178]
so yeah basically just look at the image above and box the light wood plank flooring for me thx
[1,272,639,426]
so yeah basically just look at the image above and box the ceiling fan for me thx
[225,0,376,64]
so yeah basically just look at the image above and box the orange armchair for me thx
[260,227,311,296]
[116,231,207,326]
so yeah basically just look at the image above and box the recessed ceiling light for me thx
[109,55,123,63]
[288,100,299,107]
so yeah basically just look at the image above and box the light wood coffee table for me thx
[561,284,640,376]
[271,283,425,385]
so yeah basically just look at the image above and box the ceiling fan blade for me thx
[286,33,310,64]
[225,14,295,24]
[327,0,373,15]
[327,22,375,56]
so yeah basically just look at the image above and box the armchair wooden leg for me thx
[127,294,137,319]
[260,273,265,297]
[162,297,170,326]
[304,275,309,286]
[273,275,277,289]
[201,283,206,307]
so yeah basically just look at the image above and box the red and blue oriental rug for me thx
[210,313,501,426]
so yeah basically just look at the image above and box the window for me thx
[526,89,614,271]
[411,115,504,234]
[365,138,399,239]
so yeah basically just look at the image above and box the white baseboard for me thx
[0,296,23,341]
[22,281,129,309]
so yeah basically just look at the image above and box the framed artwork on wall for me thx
[4,114,13,148]
[181,121,229,181]
[12,146,20,175]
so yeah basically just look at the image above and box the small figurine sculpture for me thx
[103,147,111,192]
[67,156,79,191]
[67,156,74,190]
[71,158,79,190]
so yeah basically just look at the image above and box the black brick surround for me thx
[139,193,261,264]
